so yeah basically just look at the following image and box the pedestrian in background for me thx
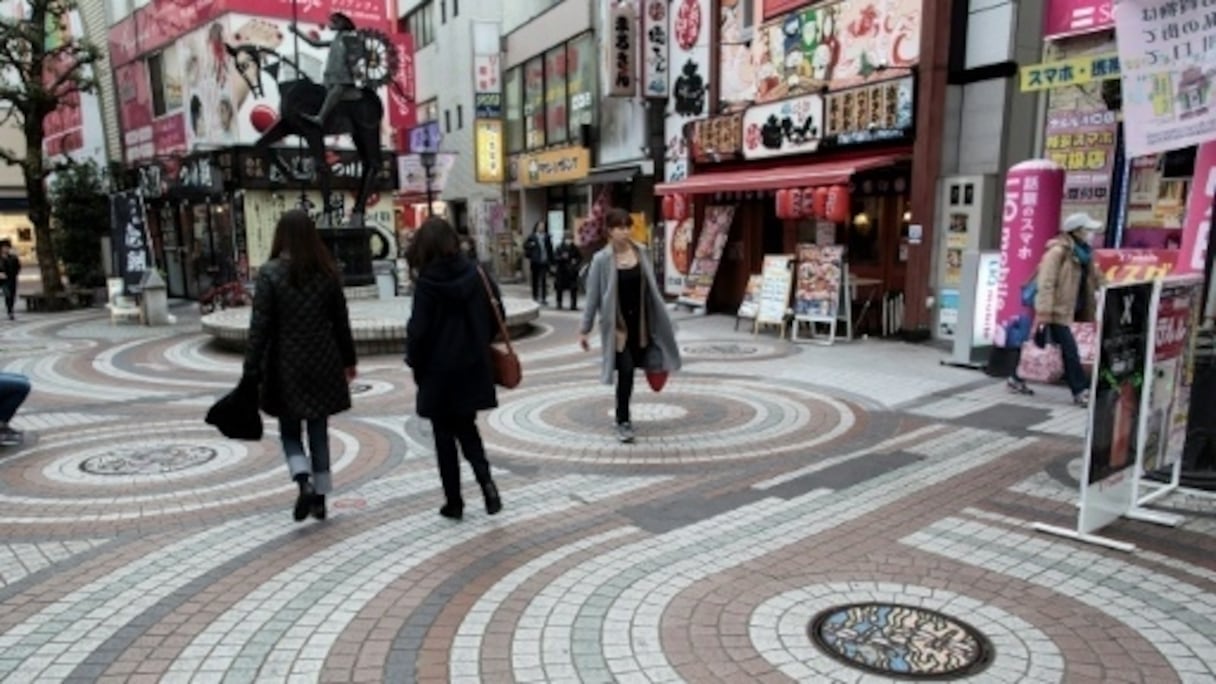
[406,216,503,520]
[244,209,357,522]
[579,208,681,443]
[0,241,20,320]
[523,220,552,305]
[553,233,581,310]
[1026,212,1104,407]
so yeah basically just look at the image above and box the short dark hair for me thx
[406,217,461,272]
[330,12,355,30]
[605,208,631,229]
[269,209,338,286]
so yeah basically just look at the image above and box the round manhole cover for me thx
[810,603,993,679]
[350,382,373,395]
[680,343,760,356]
[80,445,219,476]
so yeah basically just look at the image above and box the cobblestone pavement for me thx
[1,293,1214,684]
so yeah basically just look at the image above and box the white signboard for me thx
[397,153,456,194]
[741,94,824,160]
[972,252,1002,346]
[641,0,669,98]
[607,1,638,97]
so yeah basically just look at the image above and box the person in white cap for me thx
[1010,212,1104,405]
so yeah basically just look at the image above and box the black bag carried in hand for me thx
[205,375,264,440]
[1033,324,1054,349]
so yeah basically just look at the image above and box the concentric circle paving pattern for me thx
[483,377,856,463]
[810,602,994,679]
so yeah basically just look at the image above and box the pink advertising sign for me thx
[1178,141,1215,277]
[1044,0,1114,39]
[996,160,1066,349]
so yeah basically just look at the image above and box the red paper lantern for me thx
[801,187,817,219]
[812,187,830,220]
[661,195,675,221]
[775,189,792,220]
[672,194,690,222]
[825,185,851,223]
[792,188,806,219]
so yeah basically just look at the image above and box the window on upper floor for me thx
[407,1,435,49]
[440,0,446,24]
[444,109,451,133]
[417,98,439,124]
[452,0,458,17]
[456,105,463,129]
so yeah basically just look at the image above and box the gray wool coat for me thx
[579,243,682,385]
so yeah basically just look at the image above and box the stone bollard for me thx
[141,270,171,326]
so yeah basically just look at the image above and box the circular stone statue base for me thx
[201,296,541,355]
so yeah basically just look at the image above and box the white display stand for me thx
[754,255,794,338]
[1034,281,1155,552]
[735,274,762,331]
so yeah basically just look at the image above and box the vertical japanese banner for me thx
[1177,140,1215,277]
[389,33,417,152]
[996,160,1066,349]
[109,190,151,295]
[641,0,669,98]
[607,1,638,97]
[664,0,710,182]
[1115,0,1216,157]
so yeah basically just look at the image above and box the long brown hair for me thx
[405,216,461,273]
[269,209,338,286]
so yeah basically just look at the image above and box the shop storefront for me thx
[657,76,916,322]
[506,145,592,244]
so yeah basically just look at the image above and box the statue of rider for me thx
[291,12,363,127]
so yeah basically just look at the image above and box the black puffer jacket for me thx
[406,254,503,418]
[243,258,356,419]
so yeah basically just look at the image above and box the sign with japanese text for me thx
[1115,0,1216,157]
[397,153,455,195]
[608,1,638,97]
[995,161,1065,349]
[410,122,442,154]
[678,205,737,308]
[474,119,505,184]
[524,57,546,148]
[545,46,569,144]
[689,113,743,162]
[110,191,151,295]
[973,252,1003,346]
[742,94,823,160]
[823,77,914,147]
[1044,0,1114,39]
[473,53,502,118]
[1142,277,1204,473]
[641,0,669,98]
[1045,108,1117,221]
[389,33,417,151]
[240,147,396,191]
[1178,140,1215,276]
[1095,249,1176,283]
[1019,53,1121,92]
[664,0,710,182]
[517,146,590,188]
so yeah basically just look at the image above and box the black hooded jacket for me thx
[406,254,503,418]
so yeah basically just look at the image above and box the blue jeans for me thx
[279,417,332,494]
[1048,323,1089,396]
[0,372,30,424]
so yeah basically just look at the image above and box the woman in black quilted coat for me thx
[406,217,502,521]
[244,209,357,523]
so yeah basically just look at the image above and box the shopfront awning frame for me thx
[654,152,910,195]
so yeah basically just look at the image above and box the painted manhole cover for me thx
[810,603,993,679]
[680,343,759,356]
[350,382,373,395]
[80,445,219,476]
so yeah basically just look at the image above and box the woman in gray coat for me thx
[578,208,681,443]
[245,209,358,522]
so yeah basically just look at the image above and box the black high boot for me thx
[481,480,502,515]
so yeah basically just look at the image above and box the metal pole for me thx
[291,0,308,211]
[425,161,434,216]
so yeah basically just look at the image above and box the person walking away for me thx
[0,241,20,320]
[406,217,503,520]
[293,13,361,127]
[244,209,358,522]
[553,234,581,310]
[523,221,553,305]
[1025,212,1104,406]
[0,372,31,446]
[578,208,681,443]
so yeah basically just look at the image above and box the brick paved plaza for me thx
[1,291,1214,683]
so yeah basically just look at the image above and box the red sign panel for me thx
[1043,0,1114,39]
[388,32,416,153]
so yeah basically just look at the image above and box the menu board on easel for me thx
[755,254,794,335]
[677,205,737,309]
[736,274,763,323]
[794,244,845,322]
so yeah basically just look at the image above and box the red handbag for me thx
[643,346,667,392]
[476,267,521,389]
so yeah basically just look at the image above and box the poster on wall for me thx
[35,4,107,167]
[718,0,755,108]
[1115,0,1216,157]
[737,274,763,320]
[664,217,694,295]
[1139,278,1203,475]
[664,0,711,182]
[1078,281,1153,535]
[678,205,736,307]
[1178,140,1216,277]
[793,243,844,321]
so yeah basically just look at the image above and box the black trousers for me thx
[530,264,548,301]
[615,348,639,425]
[556,283,577,309]
[3,282,14,316]
[431,414,492,506]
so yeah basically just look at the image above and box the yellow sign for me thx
[474,119,504,183]
[630,212,649,244]
[1020,53,1120,92]
[518,146,590,188]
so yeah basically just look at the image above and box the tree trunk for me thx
[24,121,63,297]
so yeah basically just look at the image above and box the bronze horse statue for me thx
[226,44,384,226]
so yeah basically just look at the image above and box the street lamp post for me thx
[420,151,436,217]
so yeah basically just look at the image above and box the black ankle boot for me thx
[439,502,463,520]
[481,481,502,515]
[311,494,327,521]
[293,477,314,522]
